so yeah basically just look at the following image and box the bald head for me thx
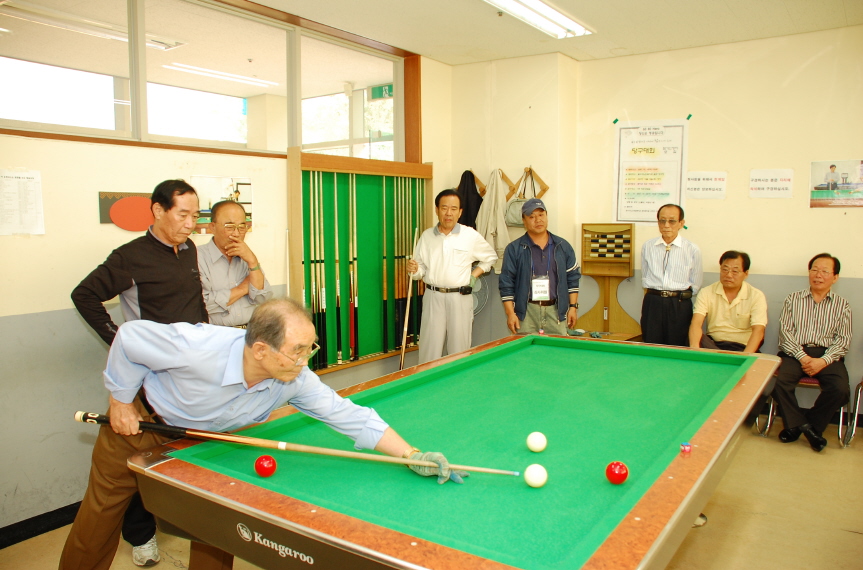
[245,298,313,349]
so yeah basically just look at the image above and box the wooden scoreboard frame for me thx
[578,223,641,335]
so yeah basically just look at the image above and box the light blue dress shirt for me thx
[105,321,388,450]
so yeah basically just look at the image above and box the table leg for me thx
[189,541,234,570]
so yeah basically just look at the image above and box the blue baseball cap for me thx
[522,198,547,216]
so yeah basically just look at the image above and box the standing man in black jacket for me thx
[71,178,208,567]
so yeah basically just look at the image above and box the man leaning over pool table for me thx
[60,298,465,570]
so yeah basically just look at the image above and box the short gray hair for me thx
[245,298,313,349]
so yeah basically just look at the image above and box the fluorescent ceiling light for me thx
[0,0,185,50]
[170,63,279,86]
[481,0,592,39]
[163,65,274,88]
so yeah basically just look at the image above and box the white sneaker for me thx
[132,535,161,567]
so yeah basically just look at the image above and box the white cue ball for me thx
[524,464,548,488]
[527,431,547,452]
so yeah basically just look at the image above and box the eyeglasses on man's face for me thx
[275,342,321,365]
[808,269,833,277]
[658,219,679,226]
[222,223,248,233]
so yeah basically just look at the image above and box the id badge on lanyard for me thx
[532,275,551,301]
[531,245,553,301]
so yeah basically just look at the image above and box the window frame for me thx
[0,0,421,162]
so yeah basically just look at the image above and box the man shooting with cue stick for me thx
[61,298,469,570]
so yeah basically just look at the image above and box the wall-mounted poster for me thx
[1,169,44,235]
[190,175,253,233]
[810,159,863,208]
[614,119,688,223]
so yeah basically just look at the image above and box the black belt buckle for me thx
[459,286,472,295]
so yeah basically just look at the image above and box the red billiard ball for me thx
[255,455,277,477]
[605,461,628,485]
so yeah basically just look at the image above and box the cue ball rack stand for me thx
[578,223,641,335]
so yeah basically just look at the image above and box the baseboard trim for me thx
[0,502,80,550]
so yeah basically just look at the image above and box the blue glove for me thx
[408,451,469,484]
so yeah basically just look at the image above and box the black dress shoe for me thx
[779,426,801,443]
[800,423,827,452]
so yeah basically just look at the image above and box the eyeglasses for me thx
[720,267,744,275]
[275,342,321,365]
[658,219,679,226]
[222,223,248,233]
[808,269,833,276]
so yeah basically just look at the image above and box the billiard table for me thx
[129,334,779,570]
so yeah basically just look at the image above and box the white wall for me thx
[575,25,863,278]
[0,135,288,318]
[420,56,454,194]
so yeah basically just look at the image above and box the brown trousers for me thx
[59,397,168,570]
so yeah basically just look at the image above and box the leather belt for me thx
[646,288,692,299]
[427,285,462,293]
[528,300,556,306]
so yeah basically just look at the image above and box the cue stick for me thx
[309,172,318,356]
[398,227,420,371]
[315,172,327,367]
[381,177,388,352]
[349,174,358,359]
[333,174,342,364]
[74,412,520,476]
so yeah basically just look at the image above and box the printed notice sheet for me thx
[614,120,688,222]
[749,169,793,199]
[686,172,727,200]
[1,169,44,235]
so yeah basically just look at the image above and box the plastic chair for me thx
[843,379,862,446]
[755,376,849,446]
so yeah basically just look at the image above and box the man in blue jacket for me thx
[499,199,581,335]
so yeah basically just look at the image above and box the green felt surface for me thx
[170,336,754,570]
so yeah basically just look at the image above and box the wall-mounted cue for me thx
[74,412,519,476]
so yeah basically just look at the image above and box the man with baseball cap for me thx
[499,198,581,335]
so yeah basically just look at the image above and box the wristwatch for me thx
[569,303,579,308]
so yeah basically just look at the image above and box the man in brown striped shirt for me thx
[773,253,852,452]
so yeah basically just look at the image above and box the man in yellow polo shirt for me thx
[688,250,767,352]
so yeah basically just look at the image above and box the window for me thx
[0,0,406,157]
[144,0,287,150]
[301,36,395,160]
[0,57,115,129]
[147,83,247,144]
[0,0,130,134]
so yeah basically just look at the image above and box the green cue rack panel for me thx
[290,152,432,371]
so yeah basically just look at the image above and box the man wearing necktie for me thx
[639,204,703,346]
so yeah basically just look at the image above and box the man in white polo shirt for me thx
[407,189,497,364]
[688,250,767,353]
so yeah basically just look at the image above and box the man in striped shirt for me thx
[773,253,851,452]
[640,204,703,346]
